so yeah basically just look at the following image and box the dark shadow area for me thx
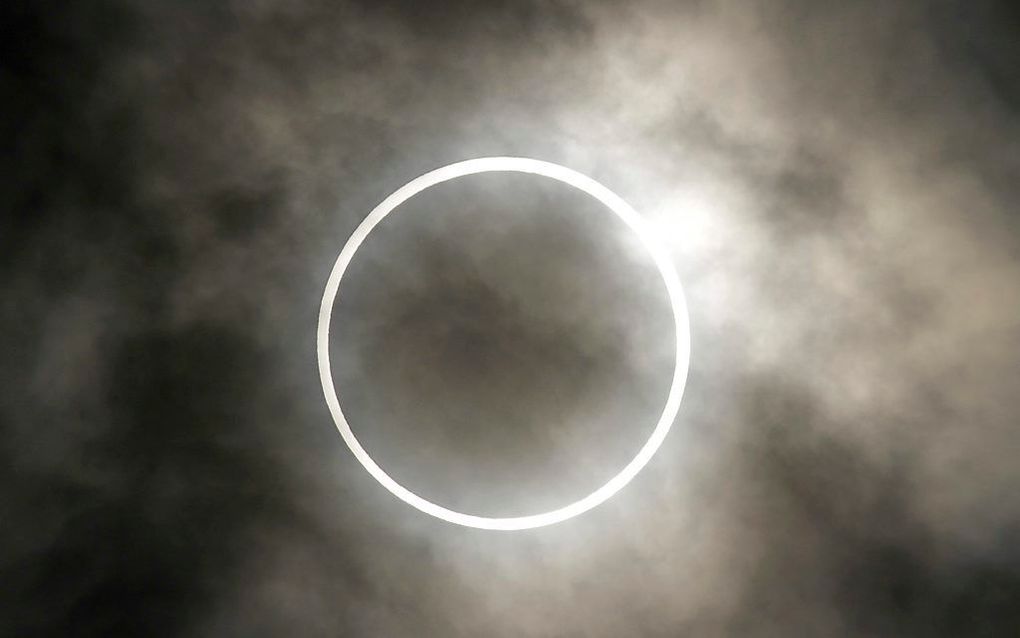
[2,326,295,636]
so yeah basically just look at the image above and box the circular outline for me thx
[318,157,690,530]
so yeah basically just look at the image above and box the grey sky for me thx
[2,1,1019,636]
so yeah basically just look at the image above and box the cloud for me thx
[3,0,1019,636]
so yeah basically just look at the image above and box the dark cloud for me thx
[3,0,1019,636]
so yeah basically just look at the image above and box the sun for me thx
[317,157,691,530]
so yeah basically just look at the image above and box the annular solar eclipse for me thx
[317,157,691,530]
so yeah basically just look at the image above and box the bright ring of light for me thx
[318,157,691,531]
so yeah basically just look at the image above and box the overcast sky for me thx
[3,1,1019,636]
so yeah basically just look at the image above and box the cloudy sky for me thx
[3,0,1019,635]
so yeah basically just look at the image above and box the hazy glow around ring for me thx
[317,157,691,531]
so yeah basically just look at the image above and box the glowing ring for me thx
[318,157,690,530]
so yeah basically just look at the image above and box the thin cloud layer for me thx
[2,0,1019,636]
